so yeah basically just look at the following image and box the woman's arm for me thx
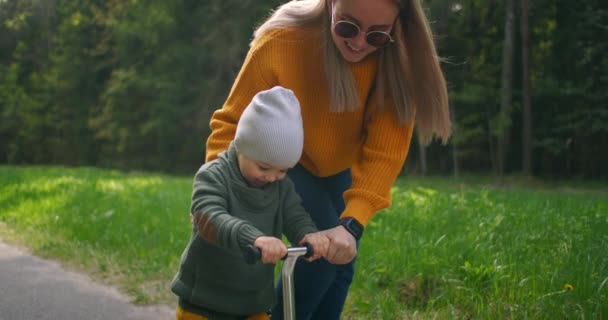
[342,104,414,226]
[323,105,413,265]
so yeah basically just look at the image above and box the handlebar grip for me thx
[244,245,262,265]
[302,242,314,259]
[244,243,313,264]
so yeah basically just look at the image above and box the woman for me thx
[205,0,451,319]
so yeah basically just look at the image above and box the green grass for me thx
[1,165,606,319]
[344,177,608,319]
[0,165,192,304]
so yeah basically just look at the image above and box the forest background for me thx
[1,0,607,178]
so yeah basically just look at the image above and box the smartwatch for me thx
[338,217,364,240]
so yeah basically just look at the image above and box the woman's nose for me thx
[352,31,367,48]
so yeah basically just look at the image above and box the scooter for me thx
[245,244,313,320]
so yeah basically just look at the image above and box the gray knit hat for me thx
[234,86,303,168]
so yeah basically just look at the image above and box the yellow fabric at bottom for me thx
[176,305,269,320]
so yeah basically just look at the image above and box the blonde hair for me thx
[253,0,451,144]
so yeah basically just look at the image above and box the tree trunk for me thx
[430,0,456,176]
[450,104,459,177]
[521,0,533,175]
[419,141,427,176]
[498,0,515,178]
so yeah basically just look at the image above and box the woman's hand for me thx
[300,232,330,261]
[322,226,357,264]
[254,236,288,264]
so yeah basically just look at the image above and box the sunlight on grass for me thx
[97,179,128,192]
[96,176,164,193]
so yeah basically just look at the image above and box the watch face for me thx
[342,218,363,239]
[350,221,363,235]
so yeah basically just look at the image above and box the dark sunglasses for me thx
[333,20,395,48]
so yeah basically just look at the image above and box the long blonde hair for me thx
[253,0,451,144]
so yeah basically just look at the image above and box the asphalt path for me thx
[0,239,174,320]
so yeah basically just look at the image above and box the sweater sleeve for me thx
[281,178,319,245]
[341,104,415,226]
[205,34,278,162]
[191,166,265,251]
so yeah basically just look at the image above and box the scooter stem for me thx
[281,246,309,320]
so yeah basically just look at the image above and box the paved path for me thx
[0,240,174,320]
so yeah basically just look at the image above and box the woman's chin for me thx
[338,44,371,63]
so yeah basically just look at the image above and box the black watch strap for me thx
[338,217,364,240]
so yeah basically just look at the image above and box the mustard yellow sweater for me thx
[206,27,414,226]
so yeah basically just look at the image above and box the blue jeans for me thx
[271,164,356,320]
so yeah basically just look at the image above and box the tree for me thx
[520,0,532,175]
[2,0,607,177]
[496,0,514,177]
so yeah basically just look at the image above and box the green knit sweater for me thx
[171,142,318,317]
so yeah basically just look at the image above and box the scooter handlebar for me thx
[244,243,314,265]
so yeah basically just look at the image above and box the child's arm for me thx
[280,178,320,244]
[191,164,265,252]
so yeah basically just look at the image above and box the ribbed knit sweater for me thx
[171,143,318,317]
[206,26,414,226]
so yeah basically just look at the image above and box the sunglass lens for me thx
[367,32,391,48]
[334,21,359,38]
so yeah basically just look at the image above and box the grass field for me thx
[0,165,606,319]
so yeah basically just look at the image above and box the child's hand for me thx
[300,232,329,261]
[254,236,288,264]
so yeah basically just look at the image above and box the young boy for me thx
[171,86,329,320]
